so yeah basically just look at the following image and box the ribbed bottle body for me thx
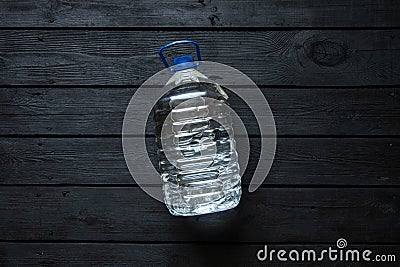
[154,80,241,216]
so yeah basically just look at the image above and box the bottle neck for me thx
[166,68,208,87]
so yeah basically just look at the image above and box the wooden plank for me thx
[1,137,399,185]
[0,243,398,266]
[1,87,400,136]
[1,30,399,86]
[0,187,399,242]
[0,0,399,27]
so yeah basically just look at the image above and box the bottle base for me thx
[165,187,241,216]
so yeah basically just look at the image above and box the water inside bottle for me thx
[154,81,242,216]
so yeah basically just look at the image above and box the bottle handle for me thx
[159,40,202,68]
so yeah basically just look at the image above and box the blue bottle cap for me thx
[159,40,202,71]
[173,55,194,65]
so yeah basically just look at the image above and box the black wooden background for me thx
[1,0,400,266]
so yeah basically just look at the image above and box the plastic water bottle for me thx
[155,40,241,216]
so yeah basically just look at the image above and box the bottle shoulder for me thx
[156,82,228,107]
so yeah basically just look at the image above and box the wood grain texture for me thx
[0,137,399,185]
[1,30,399,86]
[0,0,399,264]
[0,187,399,242]
[0,0,399,27]
[0,243,398,266]
[1,87,400,135]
